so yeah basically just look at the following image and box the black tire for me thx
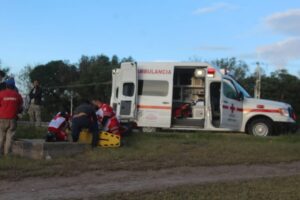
[247,118,273,137]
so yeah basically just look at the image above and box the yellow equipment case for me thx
[79,129,121,147]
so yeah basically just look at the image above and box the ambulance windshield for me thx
[233,80,251,98]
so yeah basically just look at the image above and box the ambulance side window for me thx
[223,79,238,99]
[138,80,169,96]
[123,83,134,97]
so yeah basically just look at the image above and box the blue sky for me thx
[1,0,300,75]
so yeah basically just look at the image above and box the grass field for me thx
[99,175,300,200]
[1,125,300,181]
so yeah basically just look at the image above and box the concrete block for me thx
[12,139,89,159]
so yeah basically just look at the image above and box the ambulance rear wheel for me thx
[248,118,273,137]
[142,127,157,133]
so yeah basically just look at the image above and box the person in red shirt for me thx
[0,82,23,156]
[47,112,70,142]
[91,99,122,136]
[91,99,115,121]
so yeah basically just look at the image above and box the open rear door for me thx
[110,68,120,111]
[117,62,138,121]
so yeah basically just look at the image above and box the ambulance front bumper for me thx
[274,122,298,134]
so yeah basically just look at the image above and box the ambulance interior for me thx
[172,68,206,127]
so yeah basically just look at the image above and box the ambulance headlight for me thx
[279,108,289,117]
[194,69,205,77]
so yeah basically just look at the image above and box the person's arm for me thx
[91,111,98,123]
[29,88,34,99]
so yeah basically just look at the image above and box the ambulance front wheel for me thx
[142,127,157,133]
[248,118,273,137]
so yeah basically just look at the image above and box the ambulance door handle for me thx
[223,100,228,104]
[162,102,170,104]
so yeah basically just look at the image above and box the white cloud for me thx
[265,9,300,36]
[257,37,300,68]
[257,9,300,68]
[193,2,236,15]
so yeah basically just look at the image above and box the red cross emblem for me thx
[230,104,235,113]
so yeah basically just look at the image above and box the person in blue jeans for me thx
[71,101,99,147]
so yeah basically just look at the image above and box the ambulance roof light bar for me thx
[207,68,215,77]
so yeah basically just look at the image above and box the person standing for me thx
[28,80,42,126]
[0,82,23,156]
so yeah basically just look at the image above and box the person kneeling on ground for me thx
[72,101,99,147]
[92,98,130,136]
[46,111,70,142]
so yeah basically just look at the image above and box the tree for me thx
[17,65,33,94]
[121,56,134,62]
[260,69,300,114]
[76,54,120,103]
[0,59,10,76]
[211,57,249,81]
[29,60,78,119]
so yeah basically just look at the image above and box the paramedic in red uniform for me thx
[91,99,122,136]
[0,82,23,156]
[91,99,115,120]
[47,112,70,141]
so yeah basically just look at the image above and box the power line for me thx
[43,81,112,89]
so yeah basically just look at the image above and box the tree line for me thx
[1,56,300,121]
[19,55,133,119]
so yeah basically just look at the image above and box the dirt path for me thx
[1,161,300,200]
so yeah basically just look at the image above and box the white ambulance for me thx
[110,62,297,136]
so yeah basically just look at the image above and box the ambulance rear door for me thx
[110,68,120,111]
[117,62,138,121]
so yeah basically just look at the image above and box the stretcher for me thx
[79,129,121,147]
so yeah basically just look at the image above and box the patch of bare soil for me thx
[1,161,300,200]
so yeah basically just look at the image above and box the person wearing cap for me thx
[0,82,23,156]
[4,77,18,91]
[28,80,42,126]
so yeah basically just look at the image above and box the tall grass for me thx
[101,175,300,200]
[2,131,300,180]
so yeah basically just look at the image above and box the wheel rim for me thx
[253,123,269,136]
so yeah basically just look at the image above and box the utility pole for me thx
[70,90,74,115]
[254,62,261,99]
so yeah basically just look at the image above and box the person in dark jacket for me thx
[0,83,23,156]
[71,102,99,147]
[28,80,42,126]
